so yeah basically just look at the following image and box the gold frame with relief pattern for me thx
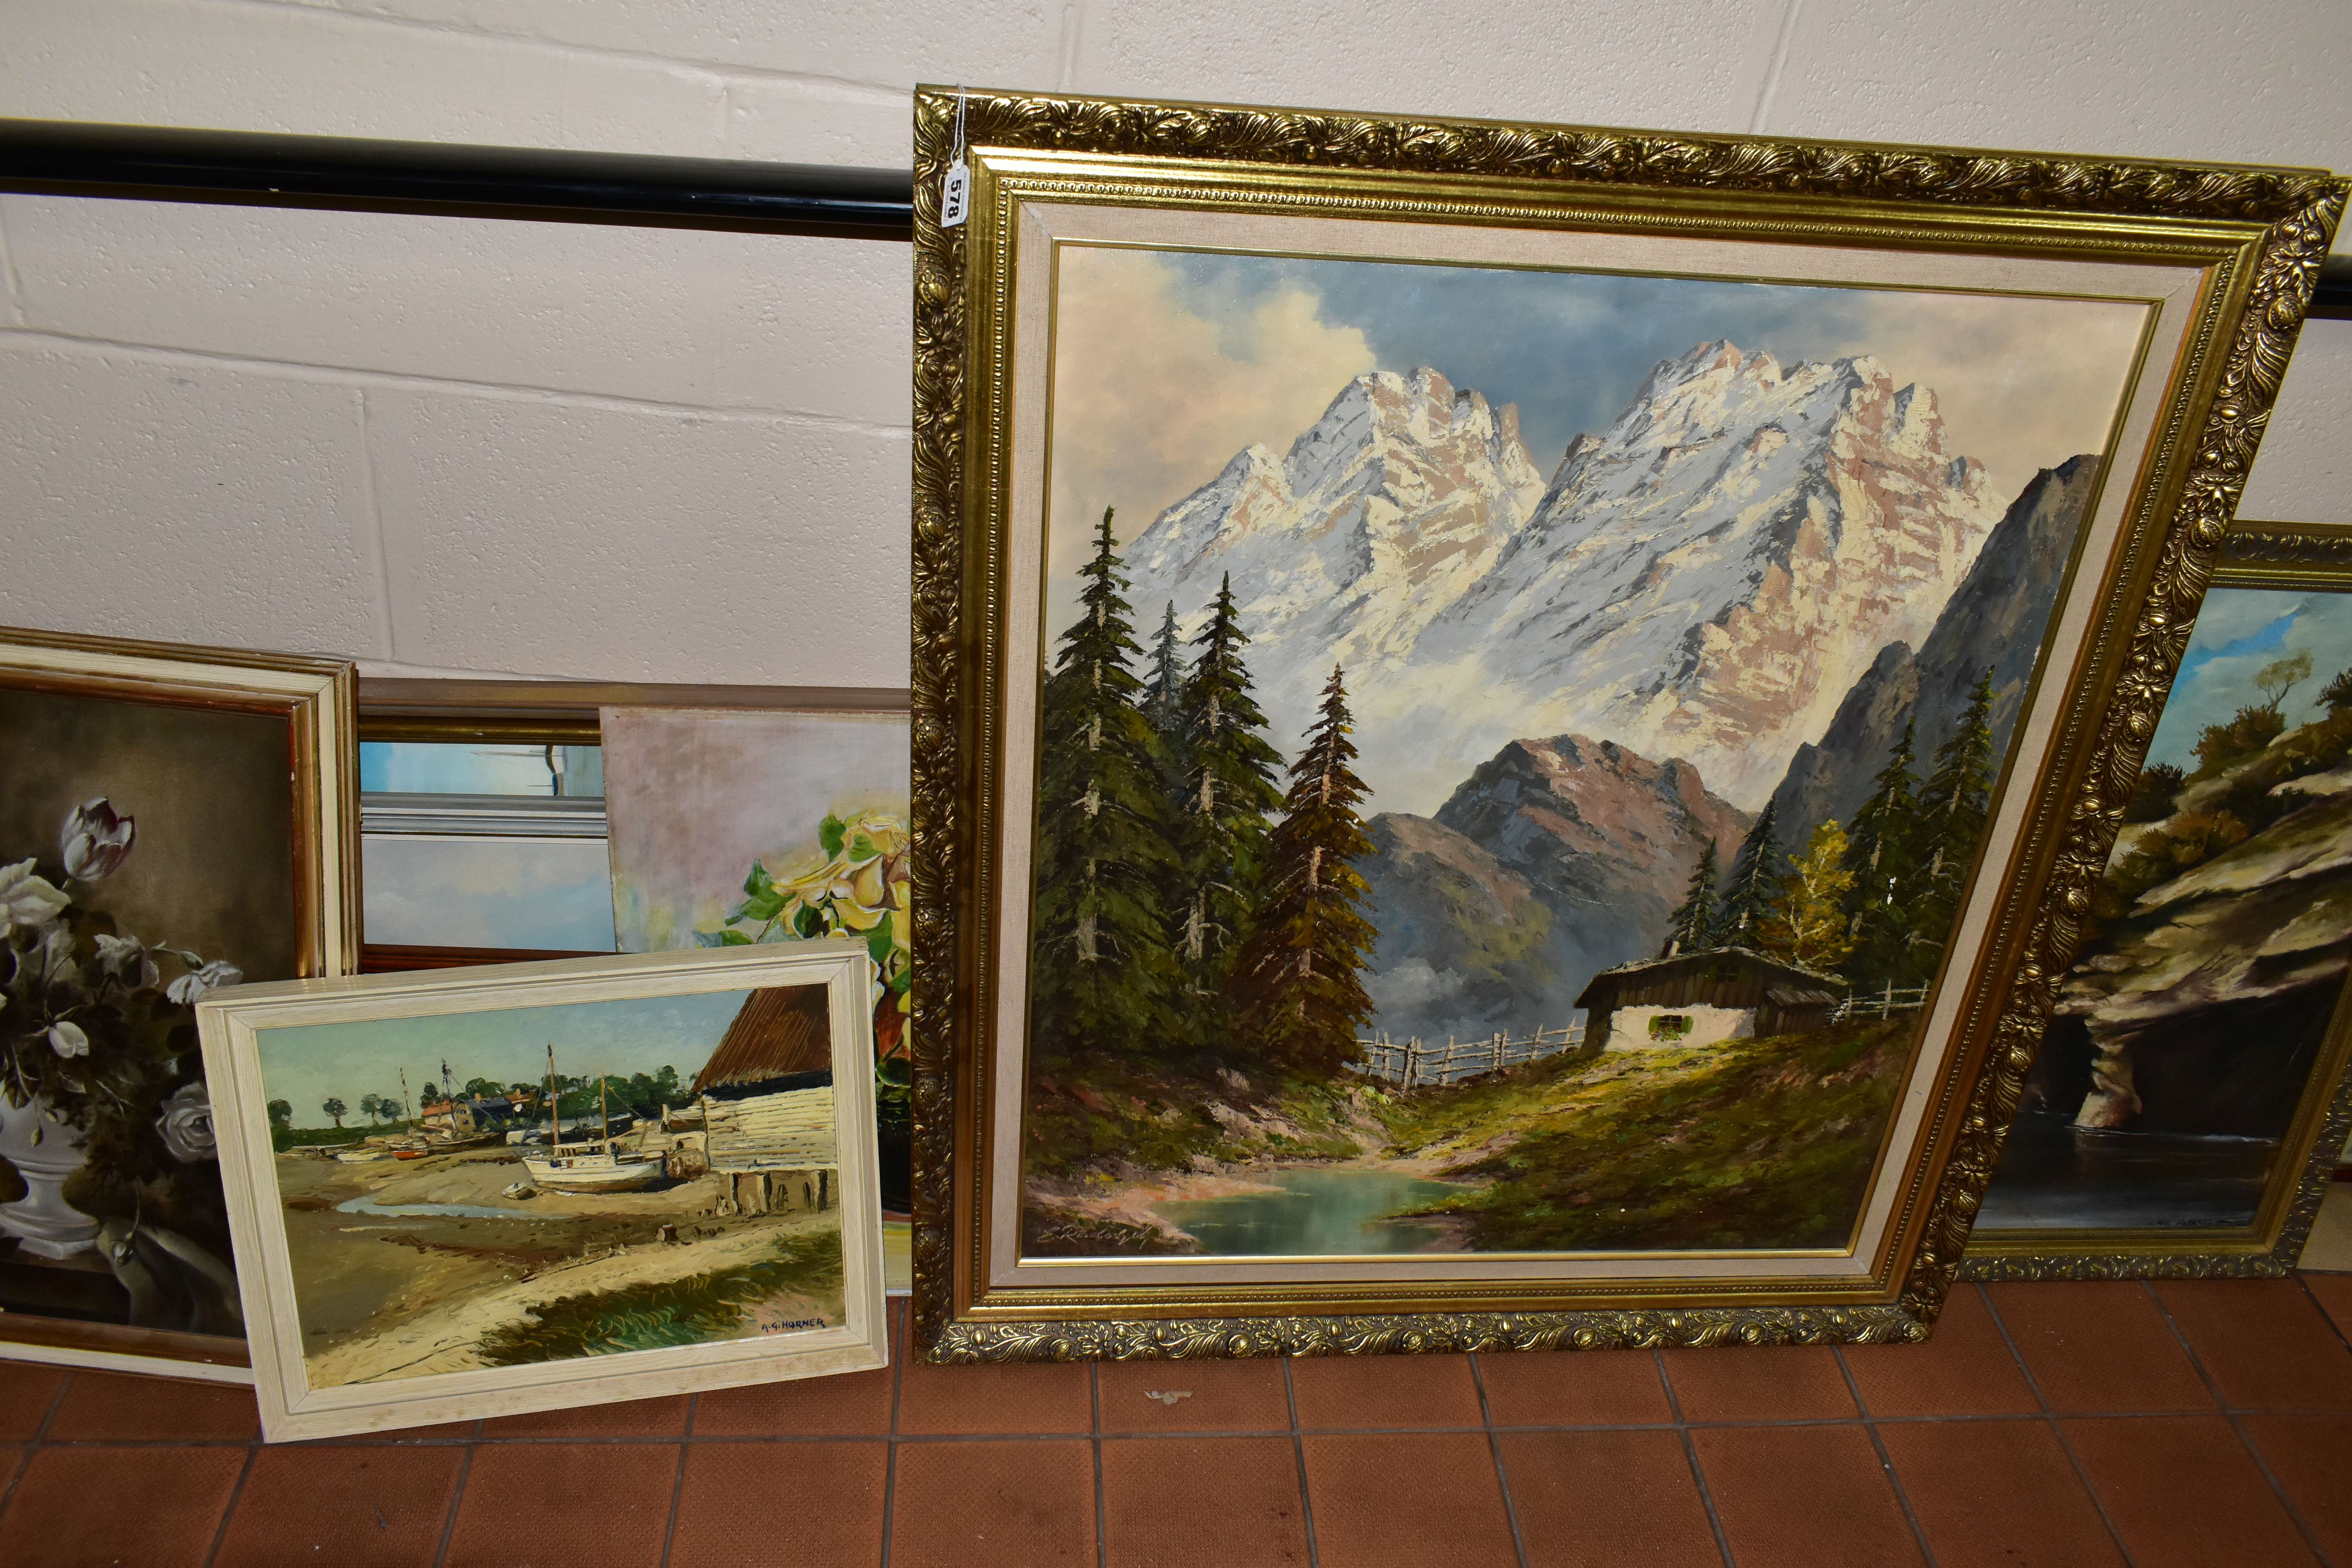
[908,85,2346,1359]
[1964,521,2352,1281]
[0,625,361,1381]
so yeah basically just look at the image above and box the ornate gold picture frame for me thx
[1966,521,2352,1281]
[909,85,2345,1358]
[0,625,359,1380]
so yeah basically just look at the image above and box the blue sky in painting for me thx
[2146,588,2352,772]
[256,989,755,1129]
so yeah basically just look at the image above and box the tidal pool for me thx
[1153,1166,1473,1256]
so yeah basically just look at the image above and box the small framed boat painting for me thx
[198,940,886,1441]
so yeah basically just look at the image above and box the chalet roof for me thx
[691,985,833,1097]
[1573,946,1845,1009]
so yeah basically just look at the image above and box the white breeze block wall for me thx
[0,0,2347,685]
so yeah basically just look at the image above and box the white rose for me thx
[166,960,243,1005]
[93,933,159,989]
[156,1082,216,1163]
[47,1020,90,1059]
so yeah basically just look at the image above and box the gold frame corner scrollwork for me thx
[907,84,2347,1359]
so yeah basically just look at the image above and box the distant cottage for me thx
[693,985,840,1217]
[1573,947,1844,1051]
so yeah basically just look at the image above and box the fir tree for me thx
[1235,668,1379,1076]
[1758,820,1858,973]
[1661,839,1721,956]
[1171,573,1285,1044]
[1842,719,1921,987]
[1141,601,1185,736]
[1715,801,1781,946]
[1029,508,1181,1063]
[1911,668,1999,978]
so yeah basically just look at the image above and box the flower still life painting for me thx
[1014,250,2154,1266]
[201,943,886,1439]
[603,706,915,1212]
[1972,549,2352,1270]
[0,633,356,1377]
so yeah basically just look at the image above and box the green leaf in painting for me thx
[819,815,849,859]
[865,925,895,970]
[742,860,775,899]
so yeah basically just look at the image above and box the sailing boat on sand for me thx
[525,1043,665,1194]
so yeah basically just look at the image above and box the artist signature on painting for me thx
[764,1318,826,1333]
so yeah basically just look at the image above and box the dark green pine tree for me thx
[1910,668,2000,978]
[1235,668,1380,1077]
[1029,508,1181,1064]
[1139,599,1189,801]
[1662,839,1721,956]
[1841,718,1923,987]
[1171,572,1285,1048]
[1714,801,1781,947]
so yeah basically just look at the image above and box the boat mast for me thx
[544,1042,559,1150]
[398,1067,412,1131]
[598,1074,611,1147]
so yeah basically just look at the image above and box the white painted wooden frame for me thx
[199,942,886,1441]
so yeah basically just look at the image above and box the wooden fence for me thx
[1830,983,1931,1023]
[1350,1025,1585,1089]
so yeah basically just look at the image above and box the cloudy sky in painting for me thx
[2145,588,2352,773]
[257,989,757,1133]
[1044,246,2151,599]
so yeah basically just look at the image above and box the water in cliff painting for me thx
[1981,587,2352,1234]
[1017,246,2159,1260]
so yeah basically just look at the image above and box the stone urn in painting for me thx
[0,1095,99,1258]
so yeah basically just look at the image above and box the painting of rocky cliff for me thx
[1020,247,2149,1259]
[1982,586,2352,1234]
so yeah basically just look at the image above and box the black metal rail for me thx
[2,118,2347,316]
[0,118,913,239]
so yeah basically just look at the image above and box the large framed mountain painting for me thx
[911,87,2346,1358]
[1967,523,2352,1278]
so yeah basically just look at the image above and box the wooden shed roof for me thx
[691,985,833,1096]
[1573,946,1844,1010]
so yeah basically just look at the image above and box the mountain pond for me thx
[1152,1167,1474,1256]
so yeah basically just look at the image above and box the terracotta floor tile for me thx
[1985,1281,2212,1413]
[1691,1424,1924,1568]
[213,1445,464,1568]
[693,1361,895,1436]
[443,1442,679,1567]
[1659,1346,1854,1423]
[477,1392,690,1438]
[1499,1429,1717,1568]
[1843,1286,2039,1417]
[888,1438,1094,1568]
[1289,1354,1483,1430]
[2063,1415,2316,1568]
[1102,1436,1308,1567]
[1300,1432,1518,1568]
[668,1440,887,1568]
[2153,1279,2352,1410]
[0,1445,247,1568]
[1879,1419,2125,1568]
[895,1356,1092,1435]
[1098,1357,1291,1433]
[1476,1348,1673,1427]
[0,1361,68,1440]
[2242,1413,2352,1563]
[44,1368,258,1440]
[2298,1272,2352,1342]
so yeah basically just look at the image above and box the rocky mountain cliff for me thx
[1766,453,2102,847]
[1125,342,2006,813]
[1357,733,1750,1044]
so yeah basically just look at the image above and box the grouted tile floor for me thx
[6,1275,2352,1566]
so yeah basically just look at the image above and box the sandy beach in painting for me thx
[278,1146,843,1386]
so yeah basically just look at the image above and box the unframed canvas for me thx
[0,627,357,1382]
[912,86,2347,1356]
[1969,524,2352,1275]
[201,942,886,1441]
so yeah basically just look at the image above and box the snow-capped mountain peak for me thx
[1119,344,2011,814]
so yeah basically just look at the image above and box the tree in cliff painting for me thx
[1910,668,1999,976]
[1715,802,1782,947]
[1842,720,1924,989]
[1029,510,1184,1065]
[1236,668,1379,1076]
[1662,840,1720,956]
[1758,821,1857,972]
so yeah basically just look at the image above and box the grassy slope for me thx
[1023,1051,1370,1181]
[1389,1019,1913,1252]
[477,1230,844,1363]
